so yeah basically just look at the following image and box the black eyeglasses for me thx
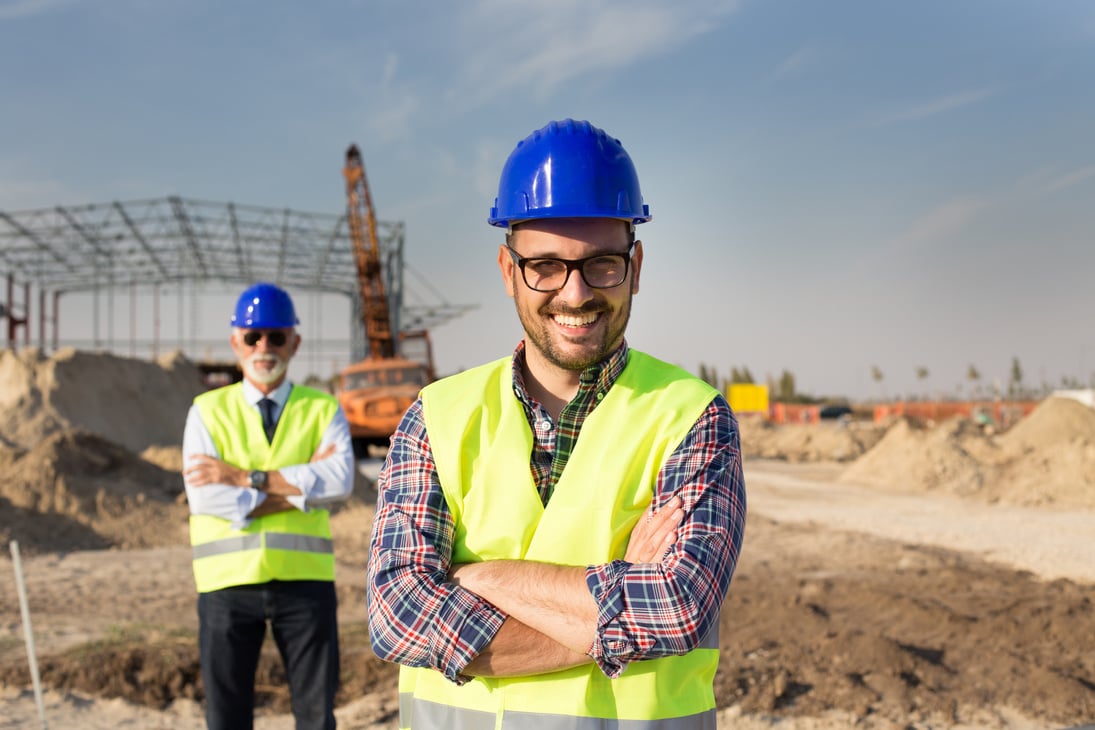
[242,330,290,347]
[506,244,635,292]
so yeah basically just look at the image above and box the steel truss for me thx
[0,196,472,363]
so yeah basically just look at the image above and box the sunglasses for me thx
[241,330,290,347]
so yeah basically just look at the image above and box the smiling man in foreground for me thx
[367,119,747,729]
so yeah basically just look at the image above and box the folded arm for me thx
[182,404,355,527]
[454,399,746,678]
[366,398,745,682]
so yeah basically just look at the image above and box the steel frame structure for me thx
[0,196,471,363]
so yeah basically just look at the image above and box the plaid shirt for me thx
[366,340,746,681]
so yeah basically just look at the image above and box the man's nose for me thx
[556,266,594,304]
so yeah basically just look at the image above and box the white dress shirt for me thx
[182,378,355,529]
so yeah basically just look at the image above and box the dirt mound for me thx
[1000,395,1095,452]
[739,417,885,463]
[840,399,1095,508]
[0,428,188,553]
[992,396,1095,507]
[839,417,1004,498]
[0,347,205,453]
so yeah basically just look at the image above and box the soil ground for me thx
[2,460,1093,729]
[1,350,1093,729]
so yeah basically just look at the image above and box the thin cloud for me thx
[890,198,987,248]
[449,0,739,108]
[851,197,988,276]
[768,45,820,82]
[1043,165,1095,194]
[381,53,399,88]
[0,0,72,20]
[365,91,422,143]
[873,87,997,126]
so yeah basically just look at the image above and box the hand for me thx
[183,454,244,488]
[311,443,336,462]
[624,496,684,564]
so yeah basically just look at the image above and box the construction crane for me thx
[336,144,436,457]
[343,144,395,359]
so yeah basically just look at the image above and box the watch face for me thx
[250,470,266,489]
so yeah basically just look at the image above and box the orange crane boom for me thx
[343,144,395,359]
[337,144,437,456]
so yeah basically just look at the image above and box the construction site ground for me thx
[1,348,1093,729]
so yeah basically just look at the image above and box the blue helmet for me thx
[488,119,651,229]
[230,282,299,328]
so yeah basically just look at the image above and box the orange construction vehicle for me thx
[336,144,435,457]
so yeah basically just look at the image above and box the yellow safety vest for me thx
[406,350,720,729]
[189,383,339,593]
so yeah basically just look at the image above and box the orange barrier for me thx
[872,400,1039,428]
[769,403,821,424]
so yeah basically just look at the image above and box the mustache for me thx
[247,353,284,365]
[544,303,604,317]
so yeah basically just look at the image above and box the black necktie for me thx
[259,398,277,443]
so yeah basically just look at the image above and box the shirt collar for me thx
[241,378,293,407]
[510,339,629,404]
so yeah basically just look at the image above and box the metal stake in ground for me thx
[10,540,49,730]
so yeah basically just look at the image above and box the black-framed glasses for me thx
[506,244,635,292]
[242,330,290,347]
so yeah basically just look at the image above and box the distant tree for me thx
[778,370,796,401]
[1008,357,1024,399]
[870,365,886,400]
[967,364,982,398]
[697,363,718,388]
[914,366,930,400]
[728,366,755,385]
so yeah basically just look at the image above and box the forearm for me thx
[248,493,295,518]
[450,560,598,656]
[463,617,592,678]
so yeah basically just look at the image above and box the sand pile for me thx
[0,429,188,553]
[0,348,379,555]
[840,397,1095,508]
[739,417,886,463]
[0,348,205,553]
[0,347,205,453]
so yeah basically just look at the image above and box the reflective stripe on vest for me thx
[189,383,339,592]
[412,350,721,727]
[401,697,717,730]
[191,532,333,560]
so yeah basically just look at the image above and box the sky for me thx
[2,0,1093,401]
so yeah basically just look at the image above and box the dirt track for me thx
[2,458,1094,729]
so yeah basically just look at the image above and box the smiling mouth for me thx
[552,312,599,328]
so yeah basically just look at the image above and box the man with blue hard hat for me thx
[183,281,354,729]
[367,120,747,728]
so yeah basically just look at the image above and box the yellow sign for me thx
[728,384,769,414]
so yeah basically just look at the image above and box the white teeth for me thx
[554,313,597,327]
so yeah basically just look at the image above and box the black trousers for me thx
[198,580,339,730]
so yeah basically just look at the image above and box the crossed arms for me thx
[182,404,355,526]
[366,398,746,681]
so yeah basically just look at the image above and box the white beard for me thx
[243,353,288,385]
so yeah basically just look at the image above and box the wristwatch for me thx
[249,470,268,492]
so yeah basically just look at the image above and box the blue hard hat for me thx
[488,119,652,228]
[230,282,299,328]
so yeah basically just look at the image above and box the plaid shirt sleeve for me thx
[584,395,746,678]
[366,398,507,683]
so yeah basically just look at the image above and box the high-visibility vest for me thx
[406,350,721,729]
[189,383,339,593]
